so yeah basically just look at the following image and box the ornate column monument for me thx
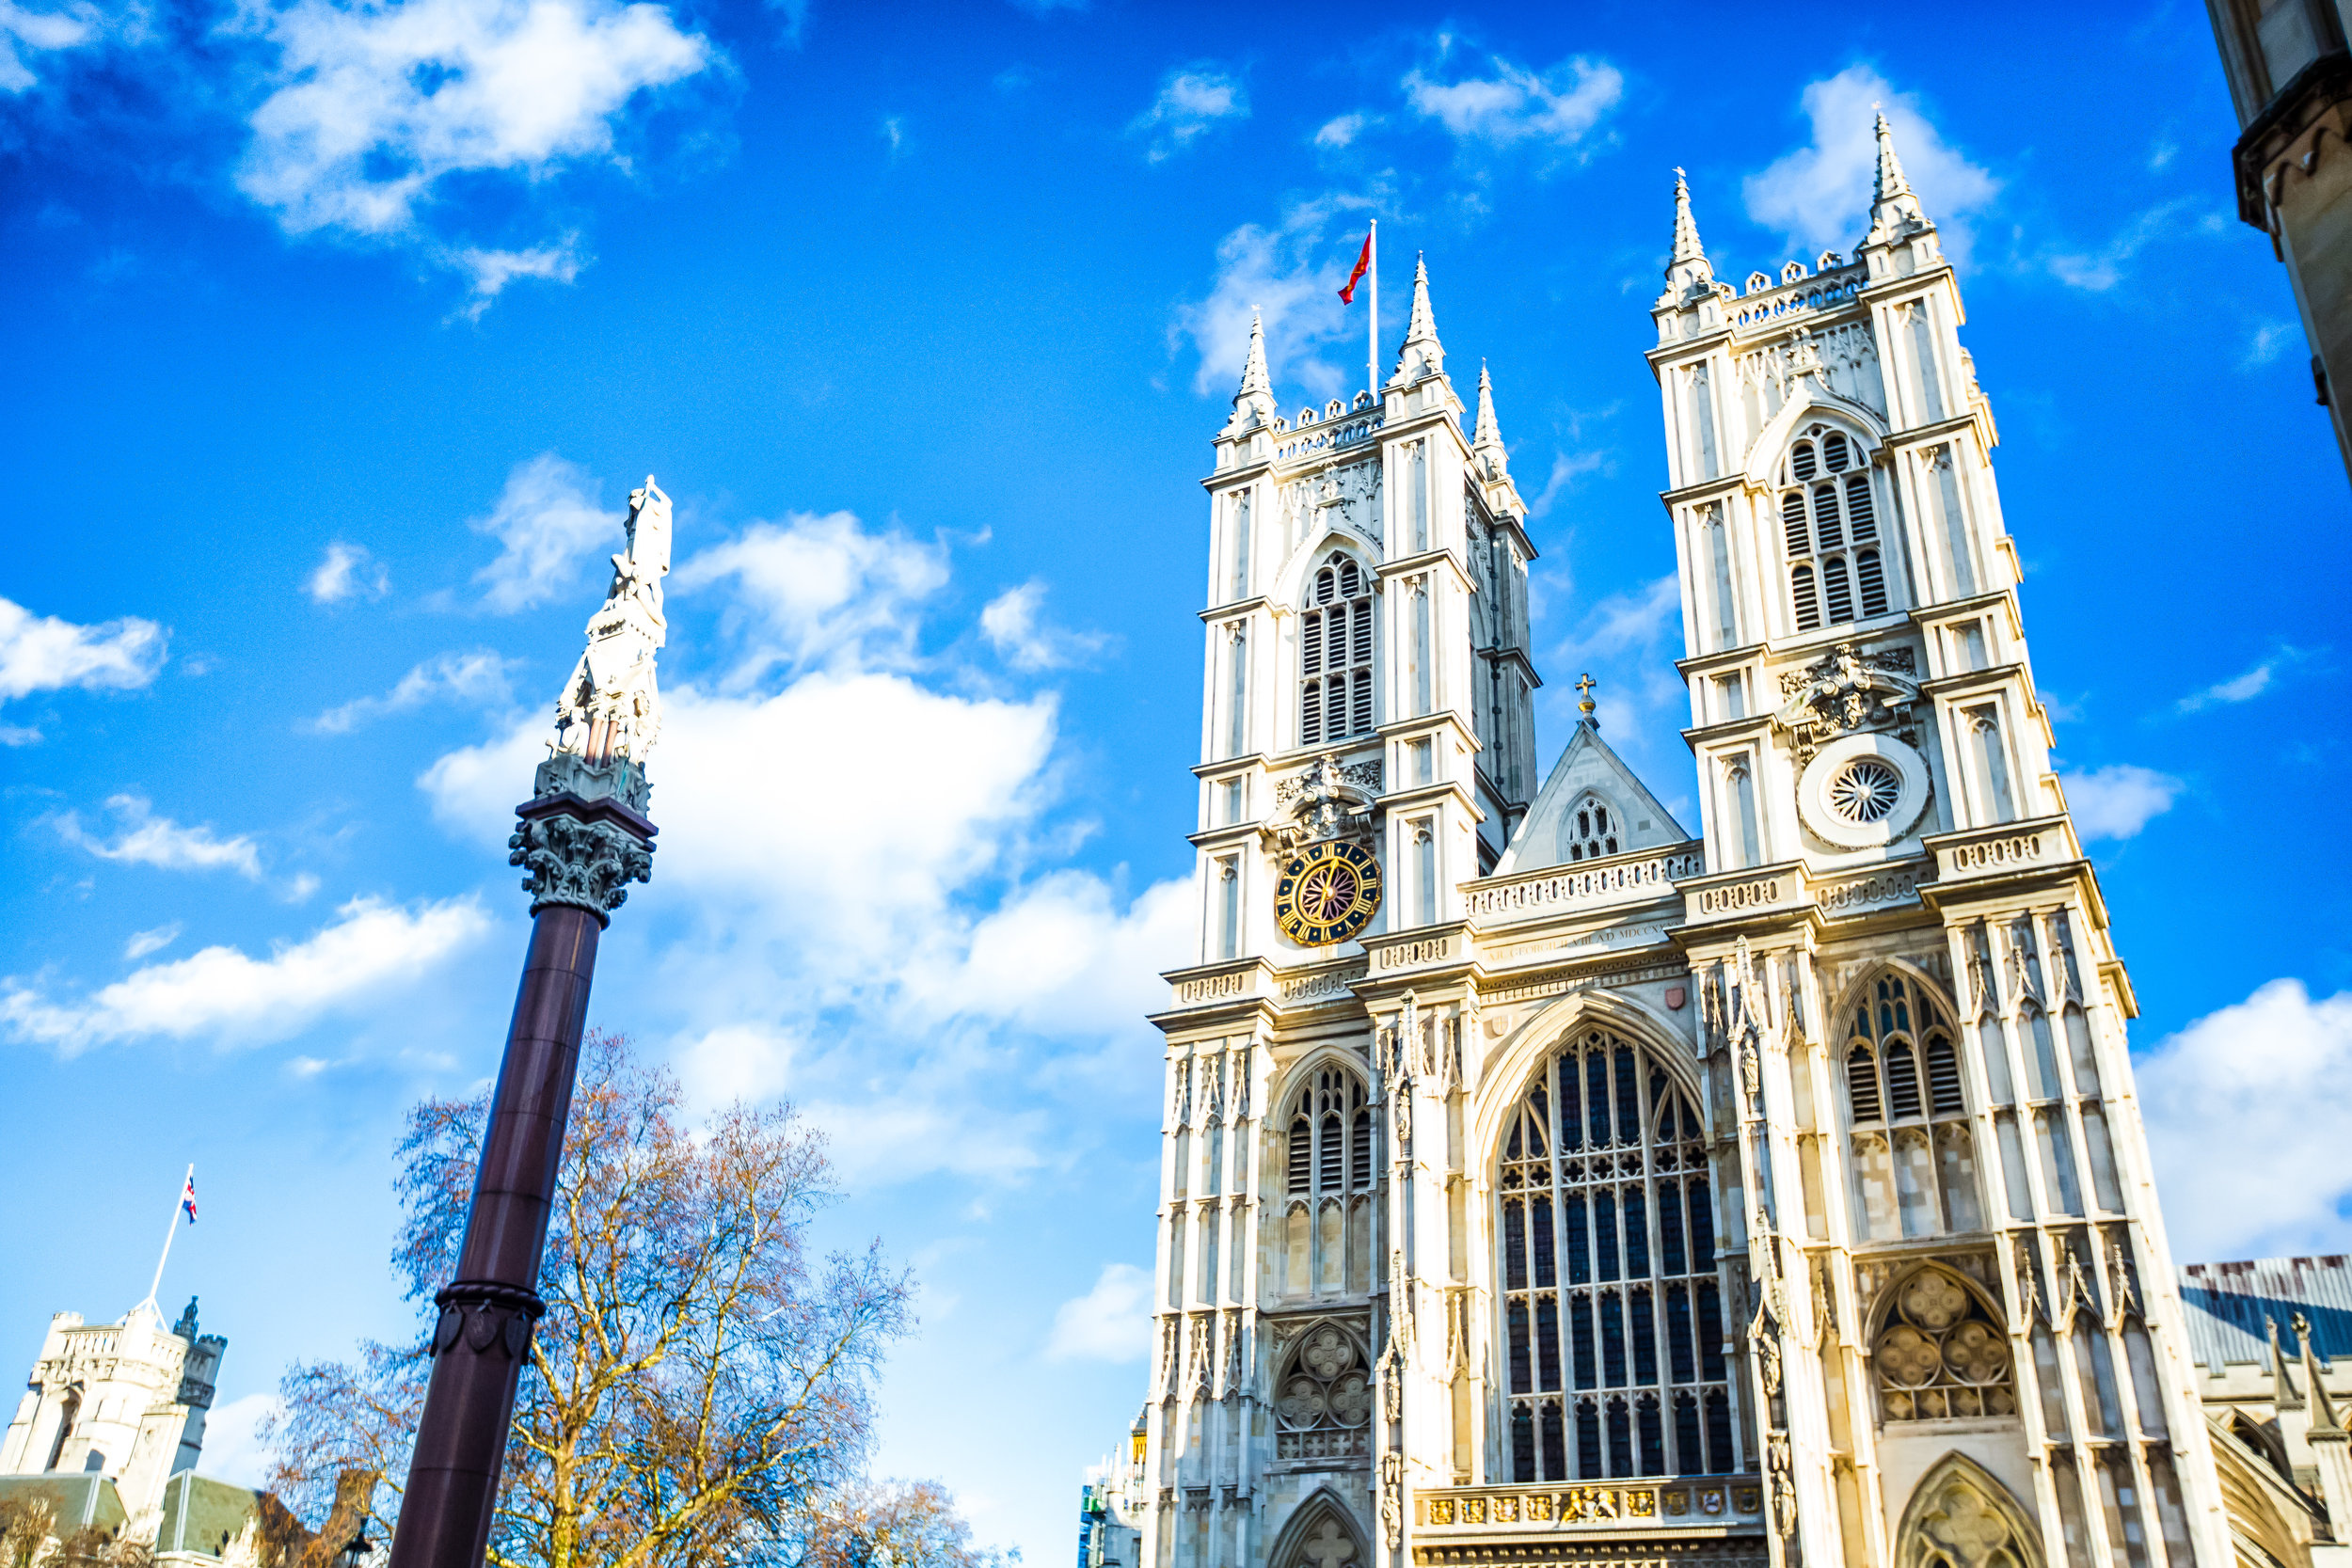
[387,479,670,1568]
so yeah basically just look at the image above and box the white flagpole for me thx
[1367,220,1378,399]
[145,1164,191,1307]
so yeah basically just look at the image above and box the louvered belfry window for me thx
[1780,425,1889,631]
[1841,974,1984,1243]
[1301,553,1375,748]
[1498,1031,1734,1483]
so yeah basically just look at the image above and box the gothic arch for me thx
[1269,528,1378,618]
[1826,957,1957,1029]
[1268,1319,1375,1463]
[1270,1053,1379,1297]
[1741,394,1889,489]
[1894,1452,2044,1568]
[1470,989,1702,1169]
[1265,1489,1372,1568]
[1866,1264,2017,1422]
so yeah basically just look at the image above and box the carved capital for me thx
[509,798,655,923]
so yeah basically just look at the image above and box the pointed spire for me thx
[1864,105,1929,248]
[2272,1316,2308,1410]
[1663,166,1715,299]
[1229,309,1276,431]
[1391,253,1444,385]
[1471,362,1503,453]
[2299,1314,2343,1433]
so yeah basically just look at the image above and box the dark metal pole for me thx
[387,787,653,1568]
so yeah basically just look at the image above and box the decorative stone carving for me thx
[1273,753,1380,847]
[551,478,670,770]
[509,807,654,920]
[1775,642,1919,757]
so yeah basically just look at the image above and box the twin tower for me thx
[1081,118,2253,1568]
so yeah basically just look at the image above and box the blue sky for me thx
[4,0,2350,1559]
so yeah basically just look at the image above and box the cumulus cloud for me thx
[0,594,167,702]
[3,895,487,1054]
[469,452,618,612]
[0,0,104,93]
[194,1393,278,1487]
[2060,764,2182,842]
[1402,47,1622,155]
[1129,67,1247,162]
[51,795,264,879]
[234,0,711,239]
[675,513,948,678]
[307,648,517,734]
[980,581,1106,672]
[306,541,388,603]
[1743,66,1999,264]
[1171,192,1376,400]
[1046,1262,1153,1361]
[2140,979,2352,1260]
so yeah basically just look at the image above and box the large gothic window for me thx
[1282,1069,1378,1296]
[1843,974,1982,1241]
[1274,1322,1373,1462]
[1496,1030,1732,1482]
[1300,554,1375,748]
[1779,425,1888,633]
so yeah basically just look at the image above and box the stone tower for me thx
[0,1298,225,1525]
[1093,116,2233,1568]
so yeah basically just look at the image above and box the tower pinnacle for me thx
[1391,253,1444,385]
[1230,309,1276,430]
[1664,167,1715,299]
[1471,362,1504,457]
[1864,106,1929,248]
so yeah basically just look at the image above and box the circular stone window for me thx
[1797,733,1931,849]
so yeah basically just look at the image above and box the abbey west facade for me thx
[1084,119,2302,1568]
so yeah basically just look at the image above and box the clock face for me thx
[1272,839,1383,947]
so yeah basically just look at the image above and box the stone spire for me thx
[2272,1315,2308,1410]
[1391,253,1444,385]
[1470,361,1523,514]
[1864,107,1929,248]
[1663,167,1716,303]
[1229,309,1276,431]
[2301,1314,2343,1433]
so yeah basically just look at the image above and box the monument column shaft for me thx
[388,904,602,1568]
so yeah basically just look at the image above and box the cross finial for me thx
[1576,673,1598,720]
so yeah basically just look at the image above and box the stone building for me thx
[1086,119,2341,1568]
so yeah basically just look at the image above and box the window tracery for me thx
[1301,554,1375,748]
[1496,1029,1732,1482]
[1779,424,1889,632]
[1282,1068,1379,1296]
[1274,1323,1373,1461]
[1561,793,1620,863]
[1843,974,1982,1240]
[1872,1267,2016,1422]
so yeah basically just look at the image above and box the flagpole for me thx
[1368,220,1378,399]
[146,1164,191,1307]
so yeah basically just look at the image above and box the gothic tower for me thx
[1095,118,2232,1568]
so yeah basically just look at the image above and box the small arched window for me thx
[1300,554,1375,748]
[1843,974,1980,1242]
[1561,794,1621,863]
[1281,1067,1379,1297]
[1780,425,1889,631]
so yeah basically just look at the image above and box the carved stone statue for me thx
[551,477,671,773]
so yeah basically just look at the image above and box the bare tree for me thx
[266,1034,947,1568]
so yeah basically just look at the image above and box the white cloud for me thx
[1312,112,1369,150]
[195,1393,278,1488]
[918,872,1193,1037]
[2177,651,2299,713]
[0,0,103,93]
[234,0,711,238]
[2042,198,2222,293]
[1172,192,1375,400]
[307,648,517,734]
[1743,66,1999,264]
[0,594,167,701]
[3,895,487,1054]
[675,512,948,679]
[52,795,264,879]
[444,235,586,319]
[1047,1262,1152,1361]
[1129,68,1246,162]
[1526,449,1609,518]
[2060,764,2182,842]
[1402,49,1622,154]
[980,581,1107,672]
[2140,979,2352,1260]
[469,452,618,612]
[305,540,388,604]
[2244,320,2300,369]
[123,924,182,961]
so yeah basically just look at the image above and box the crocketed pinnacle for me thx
[1873,109,1911,203]
[1230,309,1276,428]
[1672,166,1706,262]
[1472,362,1503,451]
[1864,107,1929,246]
[1391,254,1445,385]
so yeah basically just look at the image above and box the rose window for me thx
[1872,1267,2014,1421]
[1828,758,1902,824]
[1275,1324,1371,1461]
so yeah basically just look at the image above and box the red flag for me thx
[1338,230,1372,304]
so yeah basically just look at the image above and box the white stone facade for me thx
[0,1298,223,1525]
[1093,121,2259,1568]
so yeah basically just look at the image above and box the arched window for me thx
[1842,974,1981,1240]
[1497,1029,1731,1482]
[1300,554,1375,748]
[1281,1068,1378,1296]
[1872,1267,2015,1422]
[1779,425,1889,631]
[1273,1323,1374,1461]
[1560,793,1621,863]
